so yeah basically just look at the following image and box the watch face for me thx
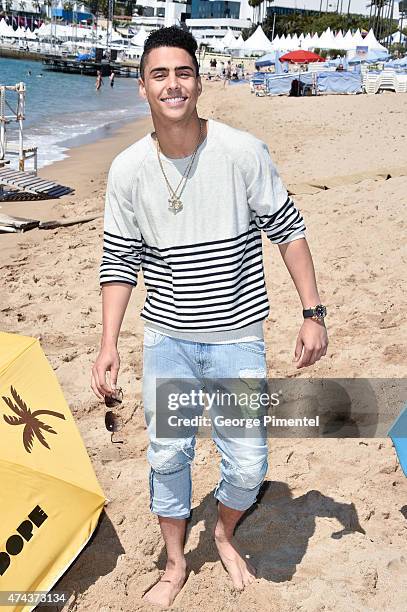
[315,305,326,318]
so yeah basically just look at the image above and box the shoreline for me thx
[0,112,153,258]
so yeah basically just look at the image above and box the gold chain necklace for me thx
[156,119,203,215]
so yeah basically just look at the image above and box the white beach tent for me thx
[291,33,300,50]
[342,29,355,51]
[37,23,52,37]
[278,34,287,50]
[0,19,14,38]
[364,28,388,52]
[318,27,337,49]
[334,30,346,50]
[24,28,38,41]
[243,25,273,54]
[309,32,320,49]
[131,25,148,47]
[387,30,407,44]
[236,34,245,48]
[211,36,225,52]
[221,28,238,50]
[270,34,281,50]
[14,26,25,39]
[228,34,243,51]
[351,28,366,48]
[280,33,290,50]
[302,34,313,50]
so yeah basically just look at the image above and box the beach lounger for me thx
[0,167,74,201]
[395,74,407,93]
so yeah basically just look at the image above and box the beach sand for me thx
[1,82,406,611]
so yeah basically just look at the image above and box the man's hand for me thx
[91,344,120,400]
[293,319,328,369]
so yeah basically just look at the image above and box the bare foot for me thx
[214,530,256,590]
[142,561,187,608]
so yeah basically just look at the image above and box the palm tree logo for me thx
[2,386,66,453]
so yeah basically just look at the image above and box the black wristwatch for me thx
[303,304,327,321]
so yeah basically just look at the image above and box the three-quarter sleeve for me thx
[99,161,143,287]
[246,141,306,244]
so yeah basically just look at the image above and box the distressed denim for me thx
[142,327,269,519]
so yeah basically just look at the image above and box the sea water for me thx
[0,57,149,168]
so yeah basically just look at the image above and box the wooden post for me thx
[0,86,5,161]
[18,82,25,171]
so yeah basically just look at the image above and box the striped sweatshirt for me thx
[99,119,306,343]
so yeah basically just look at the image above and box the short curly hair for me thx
[140,26,199,79]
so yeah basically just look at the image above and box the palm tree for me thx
[2,386,66,454]
[369,1,391,39]
[43,0,53,19]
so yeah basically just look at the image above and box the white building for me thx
[238,0,400,19]
[132,0,190,33]
[185,17,251,45]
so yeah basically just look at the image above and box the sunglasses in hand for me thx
[104,387,124,444]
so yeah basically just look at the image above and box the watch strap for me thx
[303,305,327,320]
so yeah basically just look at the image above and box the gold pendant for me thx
[168,194,183,214]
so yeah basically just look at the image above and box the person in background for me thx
[224,60,232,87]
[96,70,103,91]
[109,70,115,87]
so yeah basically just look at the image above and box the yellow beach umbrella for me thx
[0,332,106,611]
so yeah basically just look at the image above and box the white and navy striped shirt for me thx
[100,119,306,342]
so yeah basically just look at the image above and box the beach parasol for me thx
[279,50,325,64]
[0,331,106,610]
[388,405,407,477]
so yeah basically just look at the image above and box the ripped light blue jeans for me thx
[142,327,269,519]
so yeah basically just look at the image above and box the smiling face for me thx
[138,46,202,126]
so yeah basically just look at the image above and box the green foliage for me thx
[242,12,372,41]
[389,42,407,54]
[265,12,371,37]
[313,47,347,59]
[88,0,109,18]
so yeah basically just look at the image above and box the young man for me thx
[91,27,328,607]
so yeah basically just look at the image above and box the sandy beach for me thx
[1,82,406,611]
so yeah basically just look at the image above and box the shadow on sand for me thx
[37,511,125,611]
[155,480,365,583]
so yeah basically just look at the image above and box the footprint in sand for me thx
[383,345,405,364]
